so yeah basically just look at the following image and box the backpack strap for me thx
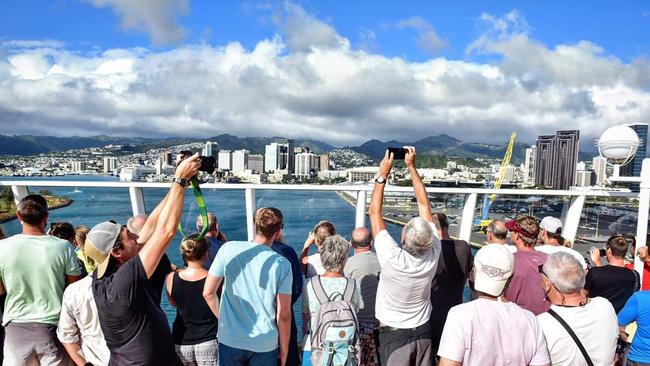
[312,276,331,305]
[342,278,355,303]
[547,308,594,366]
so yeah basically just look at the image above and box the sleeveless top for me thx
[171,272,218,345]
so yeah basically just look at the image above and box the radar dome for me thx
[597,125,639,166]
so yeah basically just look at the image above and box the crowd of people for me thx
[0,149,649,366]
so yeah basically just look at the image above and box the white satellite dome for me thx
[597,125,639,165]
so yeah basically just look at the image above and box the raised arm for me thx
[369,150,393,236]
[137,193,169,244]
[299,232,316,274]
[138,154,200,278]
[405,146,433,223]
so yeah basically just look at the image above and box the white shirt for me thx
[57,276,110,366]
[374,222,441,328]
[536,244,588,270]
[438,299,550,366]
[305,253,325,279]
[537,297,618,366]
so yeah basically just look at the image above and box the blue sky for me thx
[0,1,648,145]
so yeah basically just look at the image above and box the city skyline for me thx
[0,1,648,146]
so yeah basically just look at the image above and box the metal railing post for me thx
[563,195,585,243]
[245,188,256,241]
[11,185,29,207]
[128,187,146,217]
[634,159,650,279]
[355,190,367,229]
[459,193,477,243]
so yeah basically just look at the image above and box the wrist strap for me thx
[547,308,594,366]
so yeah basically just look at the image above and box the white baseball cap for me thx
[474,244,515,297]
[540,216,562,234]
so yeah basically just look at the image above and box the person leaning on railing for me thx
[368,146,441,366]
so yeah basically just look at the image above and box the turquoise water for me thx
[0,176,405,334]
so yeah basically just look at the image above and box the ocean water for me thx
[0,176,406,335]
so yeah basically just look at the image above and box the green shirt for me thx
[0,234,81,325]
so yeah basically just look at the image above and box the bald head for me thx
[197,213,219,236]
[487,220,508,243]
[127,214,148,235]
[351,227,372,250]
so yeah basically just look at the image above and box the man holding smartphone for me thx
[369,146,441,366]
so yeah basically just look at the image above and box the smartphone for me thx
[387,147,407,160]
[599,248,607,257]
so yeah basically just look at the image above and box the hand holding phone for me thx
[387,147,408,160]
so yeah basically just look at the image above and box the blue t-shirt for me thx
[272,241,303,305]
[204,237,226,270]
[209,241,292,352]
[618,290,650,363]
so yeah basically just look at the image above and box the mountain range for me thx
[0,133,596,163]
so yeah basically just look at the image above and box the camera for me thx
[178,150,216,174]
[387,147,408,160]
[599,248,607,257]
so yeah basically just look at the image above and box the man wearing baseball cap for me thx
[503,215,550,315]
[536,216,588,270]
[87,153,200,365]
[438,244,550,366]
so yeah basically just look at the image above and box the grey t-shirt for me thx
[344,251,381,324]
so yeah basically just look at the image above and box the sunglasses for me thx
[538,264,548,277]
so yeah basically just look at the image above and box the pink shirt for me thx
[505,250,550,315]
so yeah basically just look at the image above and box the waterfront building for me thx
[619,123,648,191]
[161,151,173,166]
[523,146,536,183]
[72,161,86,173]
[319,154,330,171]
[264,139,295,174]
[203,141,218,158]
[317,170,347,180]
[119,166,156,181]
[347,167,379,182]
[295,152,318,179]
[575,170,596,187]
[232,149,249,173]
[248,154,264,173]
[103,157,117,174]
[218,150,232,171]
[535,130,580,190]
[593,156,607,186]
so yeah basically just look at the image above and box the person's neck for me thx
[355,247,371,254]
[607,257,625,267]
[544,240,560,247]
[321,271,343,278]
[186,261,205,270]
[441,230,451,240]
[552,292,587,307]
[253,235,274,247]
[491,239,507,244]
[204,230,218,238]
[22,224,45,236]
[515,241,535,252]
[478,292,509,302]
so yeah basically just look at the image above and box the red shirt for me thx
[625,261,650,290]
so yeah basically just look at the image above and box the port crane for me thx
[474,132,517,231]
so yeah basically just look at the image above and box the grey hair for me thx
[319,234,350,273]
[487,220,508,240]
[543,252,585,294]
[126,214,148,235]
[402,217,434,257]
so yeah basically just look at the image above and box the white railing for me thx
[1,179,648,283]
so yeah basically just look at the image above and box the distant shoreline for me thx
[0,197,73,223]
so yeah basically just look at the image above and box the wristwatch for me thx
[172,177,190,188]
[374,175,387,184]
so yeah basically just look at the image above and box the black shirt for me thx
[430,239,473,305]
[93,256,179,365]
[171,273,218,345]
[585,264,640,313]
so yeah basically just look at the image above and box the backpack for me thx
[309,276,361,366]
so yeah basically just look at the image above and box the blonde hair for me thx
[75,225,95,268]
[180,234,208,263]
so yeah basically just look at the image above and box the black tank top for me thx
[171,272,218,345]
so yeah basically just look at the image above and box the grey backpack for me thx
[310,276,361,366]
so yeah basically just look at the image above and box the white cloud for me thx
[0,7,648,148]
[395,16,447,53]
[85,0,189,44]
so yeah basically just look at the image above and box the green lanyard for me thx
[177,176,209,240]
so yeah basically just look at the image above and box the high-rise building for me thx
[161,151,173,166]
[619,123,648,191]
[72,161,86,172]
[593,156,607,186]
[264,139,295,174]
[103,157,117,174]
[523,146,536,183]
[248,154,264,173]
[575,170,596,187]
[319,154,330,171]
[535,130,580,190]
[576,162,586,171]
[218,150,232,171]
[203,141,219,158]
[232,149,249,173]
[295,152,318,179]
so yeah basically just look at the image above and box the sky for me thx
[0,0,648,147]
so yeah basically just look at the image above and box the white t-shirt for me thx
[438,298,550,366]
[374,222,441,328]
[536,244,588,270]
[305,253,325,279]
[537,297,618,366]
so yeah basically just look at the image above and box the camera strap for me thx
[177,176,210,240]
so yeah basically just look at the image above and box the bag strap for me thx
[312,276,331,304]
[547,308,594,366]
[342,278,355,303]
